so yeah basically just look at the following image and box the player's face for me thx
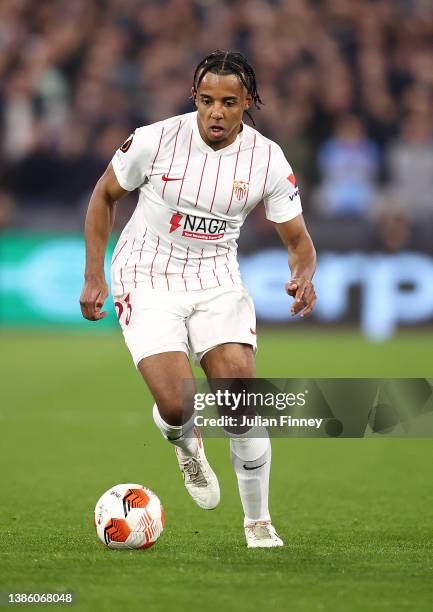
[194,72,252,151]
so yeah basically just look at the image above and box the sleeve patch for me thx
[287,173,298,188]
[120,133,134,153]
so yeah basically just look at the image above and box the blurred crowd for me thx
[1,0,433,252]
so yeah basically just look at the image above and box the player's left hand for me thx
[285,278,316,318]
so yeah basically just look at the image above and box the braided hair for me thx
[192,50,263,125]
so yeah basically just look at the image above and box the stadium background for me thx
[1,1,432,611]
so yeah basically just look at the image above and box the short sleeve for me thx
[263,144,302,223]
[111,125,157,191]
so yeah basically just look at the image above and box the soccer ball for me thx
[94,483,164,549]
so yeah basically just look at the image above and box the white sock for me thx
[152,404,198,456]
[230,430,271,525]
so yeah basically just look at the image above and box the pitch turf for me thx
[1,328,433,611]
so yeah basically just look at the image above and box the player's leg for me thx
[137,351,219,511]
[113,288,220,510]
[188,284,282,546]
[201,343,282,547]
[138,351,196,450]
[136,352,220,510]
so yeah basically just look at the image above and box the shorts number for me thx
[114,293,132,326]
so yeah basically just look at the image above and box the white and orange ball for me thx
[94,484,164,549]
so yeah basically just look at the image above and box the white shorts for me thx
[112,284,257,367]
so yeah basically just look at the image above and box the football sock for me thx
[230,431,271,525]
[152,404,198,456]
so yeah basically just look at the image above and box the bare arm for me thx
[274,213,317,317]
[80,163,130,321]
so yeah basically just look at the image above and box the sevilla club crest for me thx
[233,180,249,200]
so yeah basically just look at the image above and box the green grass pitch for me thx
[1,328,433,611]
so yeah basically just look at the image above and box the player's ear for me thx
[191,87,197,107]
[244,94,252,110]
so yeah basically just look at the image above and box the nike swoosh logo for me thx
[250,328,257,335]
[162,174,183,182]
[243,462,267,471]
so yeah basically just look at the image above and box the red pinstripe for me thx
[162,120,183,198]
[209,156,222,213]
[221,246,230,274]
[261,144,272,198]
[225,250,234,284]
[177,130,193,206]
[134,228,148,288]
[240,134,257,212]
[120,268,124,294]
[213,248,221,286]
[138,228,148,264]
[119,237,135,294]
[112,239,127,264]
[150,236,160,289]
[164,243,173,290]
[194,153,208,207]
[149,127,165,176]
[225,141,241,214]
[197,248,204,289]
[182,246,190,291]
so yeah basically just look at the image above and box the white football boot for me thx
[175,428,220,510]
[245,520,284,548]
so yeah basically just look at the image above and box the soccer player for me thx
[80,51,317,548]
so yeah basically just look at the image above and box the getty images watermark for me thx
[182,378,433,438]
[193,388,323,430]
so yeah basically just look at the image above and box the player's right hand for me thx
[286,277,316,318]
[79,276,109,321]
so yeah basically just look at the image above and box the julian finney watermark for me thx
[182,378,433,438]
[194,413,323,429]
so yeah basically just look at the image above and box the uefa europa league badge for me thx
[233,180,249,200]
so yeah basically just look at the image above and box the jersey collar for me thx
[192,111,243,156]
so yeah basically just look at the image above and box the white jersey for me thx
[110,111,302,295]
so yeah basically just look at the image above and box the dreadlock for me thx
[192,50,263,125]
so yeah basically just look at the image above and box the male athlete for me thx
[80,51,316,548]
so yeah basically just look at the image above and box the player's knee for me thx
[217,354,254,378]
[155,399,185,426]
